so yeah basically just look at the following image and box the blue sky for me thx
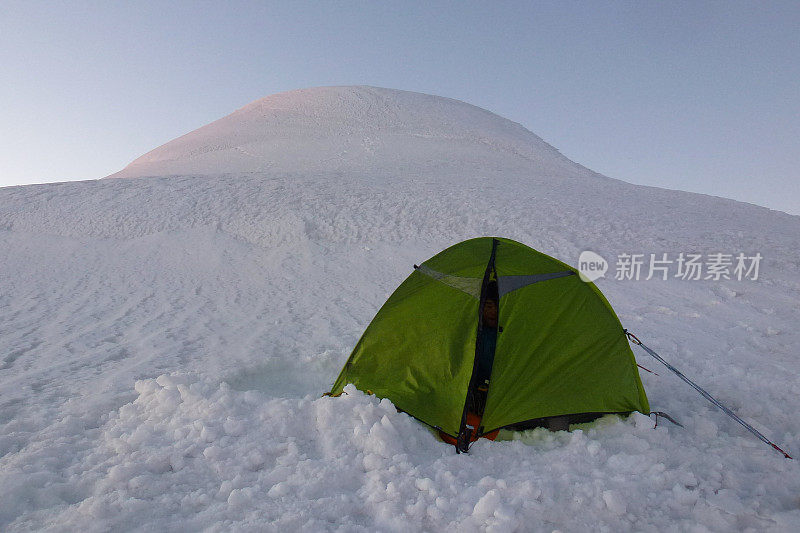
[2,1,798,214]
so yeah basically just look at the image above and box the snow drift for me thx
[1,86,799,531]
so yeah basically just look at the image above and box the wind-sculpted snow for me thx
[2,87,800,529]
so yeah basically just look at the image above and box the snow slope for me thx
[2,87,799,531]
[107,86,580,179]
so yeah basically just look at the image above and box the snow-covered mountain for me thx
[108,86,580,179]
[1,86,799,531]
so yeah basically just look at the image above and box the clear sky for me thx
[2,1,798,214]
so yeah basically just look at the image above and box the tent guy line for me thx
[625,330,792,459]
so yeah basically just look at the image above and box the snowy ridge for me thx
[2,88,800,530]
[108,86,580,179]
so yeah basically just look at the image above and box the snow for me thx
[106,85,578,180]
[2,86,800,531]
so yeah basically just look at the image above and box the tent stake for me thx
[626,330,792,460]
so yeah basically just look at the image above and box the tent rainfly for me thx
[330,237,649,451]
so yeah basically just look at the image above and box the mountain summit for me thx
[109,86,581,179]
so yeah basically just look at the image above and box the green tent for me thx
[330,237,649,448]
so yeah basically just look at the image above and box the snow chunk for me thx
[602,490,627,516]
[473,489,501,519]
